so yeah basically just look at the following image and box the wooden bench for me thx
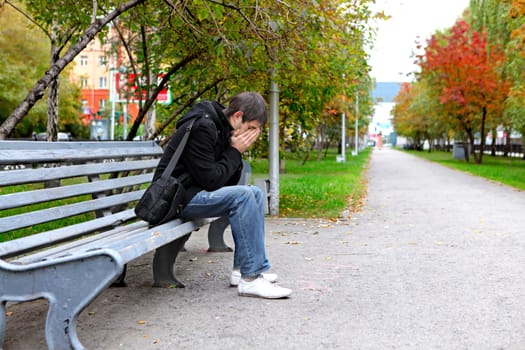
[0,140,240,350]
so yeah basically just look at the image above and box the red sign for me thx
[116,72,170,103]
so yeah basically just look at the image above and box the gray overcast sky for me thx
[368,0,470,82]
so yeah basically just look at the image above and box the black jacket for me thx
[153,101,243,204]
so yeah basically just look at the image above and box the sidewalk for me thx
[4,148,525,349]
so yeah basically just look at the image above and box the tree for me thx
[468,0,514,156]
[0,0,147,139]
[419,20,509,163]
[0,0,376,156]
[392,81,449,150]
[3,0,94,140]
[0,3,81,138]
[503,0,525,158]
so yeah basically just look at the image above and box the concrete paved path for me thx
[4,148,525,349]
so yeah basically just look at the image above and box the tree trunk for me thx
[316,126,324,161]
[47,77,59,141]
[47,43,61,142]
[143,106,156,140]
[476,106,487,164]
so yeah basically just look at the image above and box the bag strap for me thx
[160,116,202,180]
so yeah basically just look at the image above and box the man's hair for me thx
[223,92,268,126]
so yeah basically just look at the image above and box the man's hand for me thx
[231,128,260,153]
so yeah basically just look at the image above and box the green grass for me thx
[402,150,525,191]
[251,147,372,218]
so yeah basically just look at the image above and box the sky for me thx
[368,0,471,83]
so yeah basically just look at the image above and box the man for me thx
[154,92,292,299]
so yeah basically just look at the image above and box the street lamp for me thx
[353,91,358,156]
[340,74,346,162]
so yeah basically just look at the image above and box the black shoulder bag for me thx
[134,117,198,225]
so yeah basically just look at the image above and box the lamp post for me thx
[340,74,346,162]
[109,64,116,140]
[354,91,358,156]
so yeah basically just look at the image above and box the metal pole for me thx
[110,66,115,140]
[354,91,359,155]
[341,105,346,162]
[341,74,346,162]
[268,79,280,216]
[109,23,116,140]
[122,102,127,140]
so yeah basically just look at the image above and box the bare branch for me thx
[156,77,225,143]
[126,50,205,140]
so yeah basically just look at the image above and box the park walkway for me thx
[4,147,525,349]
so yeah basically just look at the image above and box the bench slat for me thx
[0,173,153,210]
[13,221,149,264]
[0,159,159,186]
[0,209,137,259]
[0,148,162,165]
[109,218,215,263]
[0,190,144,233]
[0,140,161,150]
[14,218,216,265]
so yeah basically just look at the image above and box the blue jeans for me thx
[180,185,270,278]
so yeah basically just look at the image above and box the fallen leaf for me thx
[138,320,146,325]
[5,311,13,317]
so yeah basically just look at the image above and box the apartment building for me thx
[70,38,111,125]
[70,32,170,139]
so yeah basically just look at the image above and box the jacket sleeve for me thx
[181,118,243,191]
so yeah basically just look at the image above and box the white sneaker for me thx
[230,270,278,286]
[238,276,292,299]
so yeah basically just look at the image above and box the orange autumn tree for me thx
[419,19,509,163]
[392,80,449,151]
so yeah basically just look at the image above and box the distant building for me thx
[369,82,401,145]
[69,29,140,139]
[70,38,112,126]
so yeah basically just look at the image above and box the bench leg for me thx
[0,251,123,350]
[0,301,6,348]
[152,234,191,288]
[207,216,233,252]
[111,264,127,287]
